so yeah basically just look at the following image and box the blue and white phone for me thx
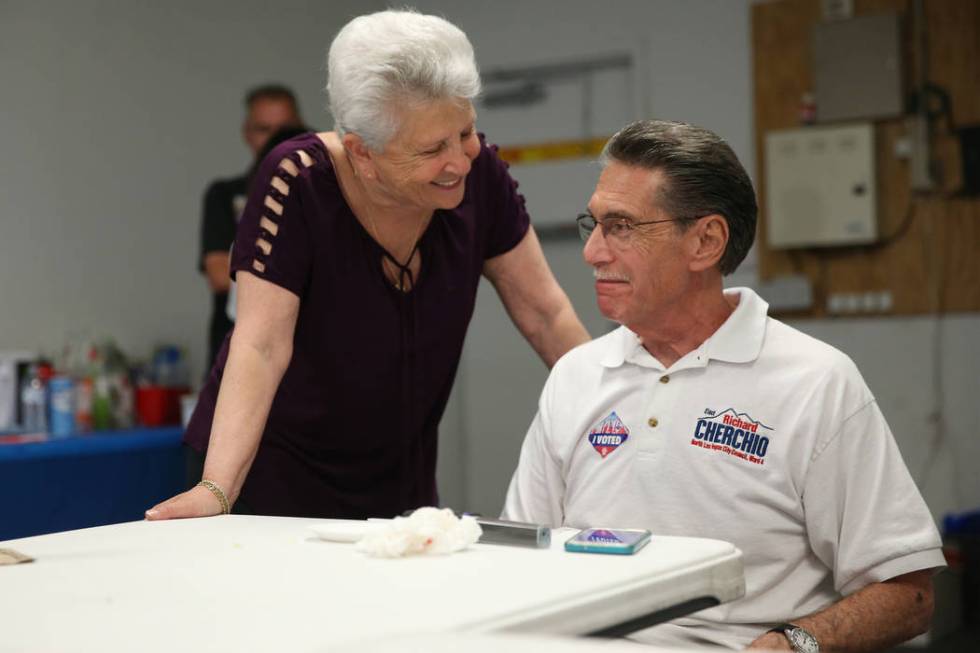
[564,528,652,555]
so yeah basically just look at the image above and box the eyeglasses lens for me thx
[577,215,595,242]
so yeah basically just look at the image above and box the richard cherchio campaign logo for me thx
[691,407,773,465]
[587,529,623,543]
[588,412,629,459]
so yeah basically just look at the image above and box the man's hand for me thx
[747,631,793,650]
[145,485,225,520]
[743,570,935,652]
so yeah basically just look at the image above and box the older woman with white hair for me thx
[147,9,589,520]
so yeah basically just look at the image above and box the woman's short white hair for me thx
[327,9,481,151]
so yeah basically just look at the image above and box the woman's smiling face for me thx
[368,97,480,212]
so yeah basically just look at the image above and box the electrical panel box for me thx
[765,123,877,249]
[812,12,903,123]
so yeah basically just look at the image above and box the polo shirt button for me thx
[648,417,658,428]
[659,375,669,384]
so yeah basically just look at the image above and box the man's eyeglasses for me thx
[576,213,690,244]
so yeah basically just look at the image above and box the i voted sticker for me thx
[588,411,629,459]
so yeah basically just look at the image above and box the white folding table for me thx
[0,515,744,652]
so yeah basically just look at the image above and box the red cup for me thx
[137,386,167,426]
[137,386,190,426]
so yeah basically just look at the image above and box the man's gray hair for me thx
[601,120,757,276]
[327,9,481,151]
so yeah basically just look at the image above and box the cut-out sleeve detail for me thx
[279,157,300,177]
[264,195,284,216]
[270,176,290,195]
[230,139,318,298]
[259,216,279,236]
[266,187,289,206]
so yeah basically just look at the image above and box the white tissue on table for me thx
[309,521,385,543]
[355,507,482,558]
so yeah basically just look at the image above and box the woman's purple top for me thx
[184,133,529,519]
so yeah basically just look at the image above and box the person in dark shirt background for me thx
[199,85,304,369]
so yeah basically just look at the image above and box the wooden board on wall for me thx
[752,0,980,316]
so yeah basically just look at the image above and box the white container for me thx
[180,393,198,428]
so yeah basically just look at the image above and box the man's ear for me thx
[688,214,729,272]
[341,133,375,179]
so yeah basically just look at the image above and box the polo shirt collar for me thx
[599,287,769,370]
[703,287,769,364]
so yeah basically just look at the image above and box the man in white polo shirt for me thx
[502,120,944,652]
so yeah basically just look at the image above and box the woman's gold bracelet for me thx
[197,479,230,515]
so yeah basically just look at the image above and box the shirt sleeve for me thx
[478,136,531,260]
[230,145,315,299]
[501,373,566,527]
[802,400,946,596]
[199,181,238,271]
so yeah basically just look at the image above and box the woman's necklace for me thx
[339,143,427,292]
[364,210,427,292]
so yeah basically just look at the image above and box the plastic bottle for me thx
[112,373,135,429]
[75,377,94,431]
[20,364,48,432]
[153,345,187,387]
[74,343,100,432]
[48,375,76,437]
[91,373,112,430]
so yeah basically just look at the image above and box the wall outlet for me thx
[827,290,893,315]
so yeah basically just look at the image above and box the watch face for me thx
[787,627,820,653]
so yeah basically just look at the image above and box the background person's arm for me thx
[199,181,238,291]
[203,251,232,292]
[483,227,589,368]
[146,271,298,518]
[747,569,935,652]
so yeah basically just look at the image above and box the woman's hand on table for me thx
[145,485,225,520]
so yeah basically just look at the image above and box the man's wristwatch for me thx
[767,623,819,653]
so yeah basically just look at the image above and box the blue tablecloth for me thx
[0,427,185,540]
